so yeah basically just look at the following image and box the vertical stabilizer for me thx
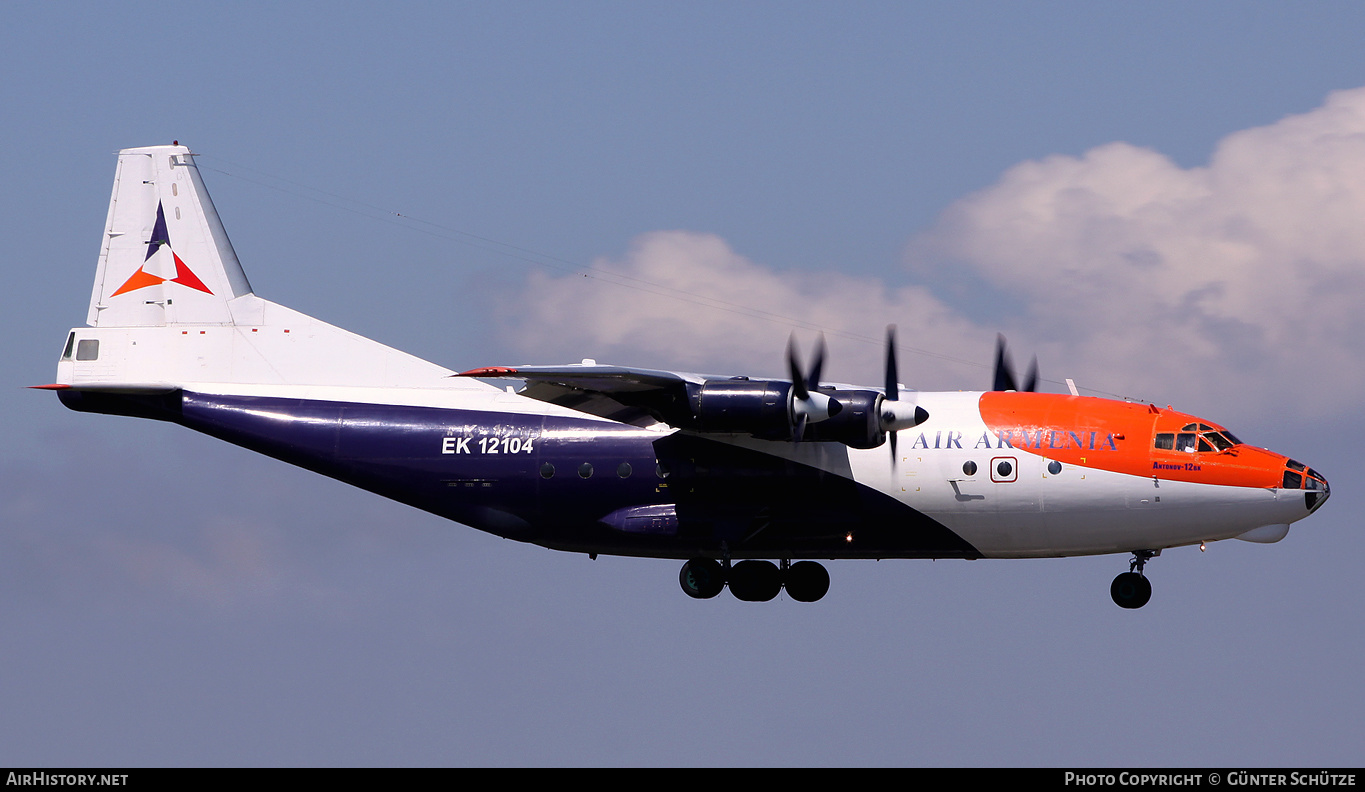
[64,144,469,390]
[88,145,252,327]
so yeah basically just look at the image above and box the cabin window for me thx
[962,460,977,476]
[75,339,100,361]
[539,463,555,479]
[578,463,594,479]
[1048,460,1062,475]
[616,463,632,478]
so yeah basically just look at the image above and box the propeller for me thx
[787,334,841,441]
[879,324,930,467]
[992,334,1038,392]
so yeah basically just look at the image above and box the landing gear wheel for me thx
[679,558,726,599]
[1110,571,1152,609]
[728,560,782,602]
[783,561,830,602]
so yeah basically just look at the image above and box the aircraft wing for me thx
[457,359,920,448]
[457,364,705,427]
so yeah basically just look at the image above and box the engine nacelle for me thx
[800,389,885,449]
[691,378,795,439]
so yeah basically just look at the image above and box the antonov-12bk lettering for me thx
[38,145,1331,608]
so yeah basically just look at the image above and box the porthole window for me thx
[656,462,671,479]
[996,460,1013,478]
[578,463,594,479]
[1048,460,1062,475]
[617,462,632,478]
[962,460,977,476]
[539,463,555,479]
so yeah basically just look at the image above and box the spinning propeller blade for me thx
[878,324,929,469]
[993,334,1039,393]
[786,333,839,441]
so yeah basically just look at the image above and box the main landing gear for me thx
[679,558,830,602]
[1110,550,1158,609]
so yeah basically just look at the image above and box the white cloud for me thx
[918,86,1365,421]
[501,230,994,388]
[504,87,1365,424]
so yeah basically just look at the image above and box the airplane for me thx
[37,144,1331,609]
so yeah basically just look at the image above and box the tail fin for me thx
[88,144,252,327]
[54,144,467,392]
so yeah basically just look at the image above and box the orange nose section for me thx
[978,392,1328,499]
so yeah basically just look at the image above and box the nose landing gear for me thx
[1111,550,1157,609]
[677,557,830,602]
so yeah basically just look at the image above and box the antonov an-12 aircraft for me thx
[39,145,1331,608]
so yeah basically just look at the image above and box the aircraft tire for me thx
[679,558,726,599]
[1110,572,1152,609]
[784,561,830,602]
[728,560,781,602]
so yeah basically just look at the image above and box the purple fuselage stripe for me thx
[73,389,981,559]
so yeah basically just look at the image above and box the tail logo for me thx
[110,202,213,297]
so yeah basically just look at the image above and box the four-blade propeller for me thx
[783,328,1033,455]
[787,334,841,441]
[785,326,929,457]
[879,325,930,467]
[992,334,1038,393]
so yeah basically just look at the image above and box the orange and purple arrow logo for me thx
[110,202,213,296]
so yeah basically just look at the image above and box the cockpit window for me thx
[1157,425,1242,453]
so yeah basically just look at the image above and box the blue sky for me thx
[2,2,1363,766]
